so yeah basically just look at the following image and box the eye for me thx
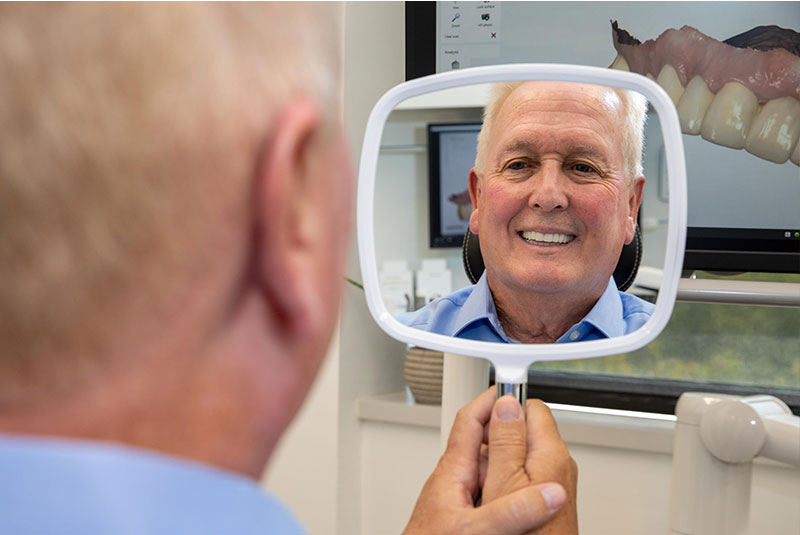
[572,162,597,174]
[507,160,528,171]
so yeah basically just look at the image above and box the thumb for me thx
[483,394,528,500]
[470,483,567,535]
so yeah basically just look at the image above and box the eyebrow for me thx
[498,139,611,163]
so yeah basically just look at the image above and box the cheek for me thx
[574,186,628,230]
[483,182,525,225]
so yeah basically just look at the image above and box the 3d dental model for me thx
[610,22,800,166]
[448,190,472,222]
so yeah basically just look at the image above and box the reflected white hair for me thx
[474,81,648,182]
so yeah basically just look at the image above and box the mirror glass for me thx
[373,80,670,346]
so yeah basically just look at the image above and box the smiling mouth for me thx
[519,230,576,246]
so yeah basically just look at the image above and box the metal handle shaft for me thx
[497,382,527,405]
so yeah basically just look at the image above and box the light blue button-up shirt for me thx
[0,435,306,535]
[397,273,654,343]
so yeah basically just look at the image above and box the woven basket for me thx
[404,347,444,405]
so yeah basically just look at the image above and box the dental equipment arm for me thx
[670,392,800,535]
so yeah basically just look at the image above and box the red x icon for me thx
[491,32,497,38]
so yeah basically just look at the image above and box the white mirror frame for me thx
[357,64,687,384]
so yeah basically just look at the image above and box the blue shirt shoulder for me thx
[0,435,307,535]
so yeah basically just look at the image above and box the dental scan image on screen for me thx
[429,123,481,248]
[435,1,800,273]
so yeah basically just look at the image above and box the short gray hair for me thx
[474,81,647,182]
[0,3,342,404]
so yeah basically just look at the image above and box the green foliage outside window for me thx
[536,272,800,391]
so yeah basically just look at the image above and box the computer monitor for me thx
[428,123,481,248]
[407,2,800,273]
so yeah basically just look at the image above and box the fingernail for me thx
[495,395,522,421]
[540,483,567,511]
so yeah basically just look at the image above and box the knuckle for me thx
[454,406,470,424]
[490,433,527,450]
[536,399,555,417]
[494,431,526,445]
[569,456,579,481]
[526,398,541,410]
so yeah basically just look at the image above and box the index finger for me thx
[445,386,497,460]
[525,398,566,453]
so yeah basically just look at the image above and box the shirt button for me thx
[569,330,580,341]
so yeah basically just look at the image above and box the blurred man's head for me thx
[468,81,646,331]
[0,3,349,476]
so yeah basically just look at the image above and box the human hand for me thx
[403,387,569,535]
[480,395,579,535]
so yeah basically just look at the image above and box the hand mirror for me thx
[357,64,687,401]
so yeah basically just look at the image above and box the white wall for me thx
[357,409,800,535]
[338,3,408,535]
[360,421,441,534]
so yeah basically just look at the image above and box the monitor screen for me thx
[428,123,481,248]
[406,1,800,273]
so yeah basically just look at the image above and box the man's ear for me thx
[624,176,645,244]
[468,168,481,234]
[255,98,325,343]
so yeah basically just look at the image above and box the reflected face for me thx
[469,82,644,302]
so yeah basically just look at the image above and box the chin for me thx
[511,272,580,295]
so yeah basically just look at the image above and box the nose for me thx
[528,161,569,212]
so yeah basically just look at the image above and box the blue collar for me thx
[556,276,625,342]
[452,272,518,342]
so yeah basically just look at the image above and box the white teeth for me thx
[791,136,800,166]
[609,60,800,166]
[609,54,630,71]
[520,231,574,244]
[744,97,800,164]
[656,64,685,107]
[701,82,759,150]
[677,75,715,135]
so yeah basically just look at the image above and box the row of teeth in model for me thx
[611,55,800,166]
[520,231,575,245]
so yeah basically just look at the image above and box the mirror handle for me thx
[497,382,527,406]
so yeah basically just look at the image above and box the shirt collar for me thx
[451,272,517,343]
[452,274,623,343]
[558,277,625,341]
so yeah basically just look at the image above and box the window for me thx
[530,272,800,415]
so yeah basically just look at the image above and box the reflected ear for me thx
[468,168,481,234]
[624,176,645,244]
[256,98,325,343]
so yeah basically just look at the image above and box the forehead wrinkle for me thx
[499,86,623,133]
[494,131,615,164]
[507,92,615,118]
